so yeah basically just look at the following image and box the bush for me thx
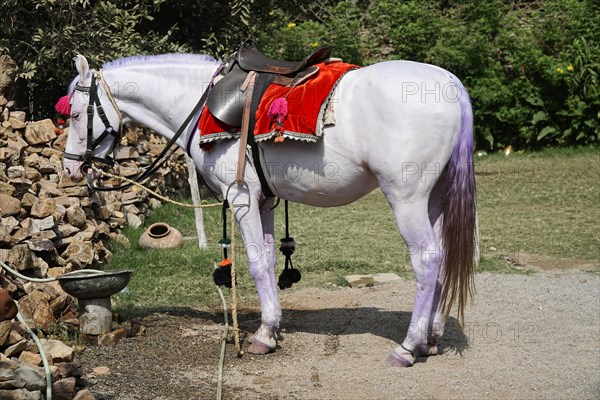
[251,1,364,65]
[254,0,598,150]
[411,0,598,149]
[1,0,597,150]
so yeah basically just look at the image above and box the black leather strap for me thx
[92,88,209,191]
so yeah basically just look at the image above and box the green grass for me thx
[109,191,413,315]
[475,147,599,262]
[108,147,599,313]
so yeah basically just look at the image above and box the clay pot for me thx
[138,223,183,249]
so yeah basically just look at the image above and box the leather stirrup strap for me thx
[236,71,257,182]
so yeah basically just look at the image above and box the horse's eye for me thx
[72,113,80,120]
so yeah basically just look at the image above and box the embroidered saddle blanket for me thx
[198,61,359,148]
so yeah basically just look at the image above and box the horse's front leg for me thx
[246,198,283,353]
[229,188,280,354]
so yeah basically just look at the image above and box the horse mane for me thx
[66,53,218,94]
[103,53,217,70]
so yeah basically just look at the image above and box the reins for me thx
[65,69,210,192]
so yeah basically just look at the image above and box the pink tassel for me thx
[55,95,71,116]
[267,97,288,123]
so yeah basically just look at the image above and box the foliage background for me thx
[1,0,598,150]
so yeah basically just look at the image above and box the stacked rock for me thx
[1,327,93,400]
[0,115,189,283]
[1,90,189,399]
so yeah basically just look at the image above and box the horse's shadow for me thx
[127,305,469,359]
[241,307,469,359]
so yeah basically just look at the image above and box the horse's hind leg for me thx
[414,178,448,357]
[380,189,443,367]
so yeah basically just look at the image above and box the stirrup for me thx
[225,180,252,209]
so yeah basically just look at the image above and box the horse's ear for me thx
[73,55,91,84]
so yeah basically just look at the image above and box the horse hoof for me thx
[385,351,414,367]
[248,340,275,355]
[248,326,282,345]
[416,344,439,357]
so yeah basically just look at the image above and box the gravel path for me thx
[83,270,600,400]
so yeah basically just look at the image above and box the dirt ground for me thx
[81,262,600,400]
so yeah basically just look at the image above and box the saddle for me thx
[207,40,331,127]
[238,40,331,75]
[204,40,331,191]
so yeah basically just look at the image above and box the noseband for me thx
[63,70,122,168]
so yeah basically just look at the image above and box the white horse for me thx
[62,53,477,367]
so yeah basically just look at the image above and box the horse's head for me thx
[62,55,122,182]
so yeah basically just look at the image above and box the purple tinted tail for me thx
[440,76,477,325]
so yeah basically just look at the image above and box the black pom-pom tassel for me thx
[279,237,296,257]
[213,259,233,288]
[278,237,301,290]
[290,268,301,283]
[278,268,294,290]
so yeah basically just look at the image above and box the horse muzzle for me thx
[63,158,84,182]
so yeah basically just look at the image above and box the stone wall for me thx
[0,112,189,286]
[0,75,189,398]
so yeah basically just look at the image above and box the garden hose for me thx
[16,311,53,400]
[216,285,229,400]
[0,260,105,283]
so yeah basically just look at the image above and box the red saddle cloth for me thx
[198,61,359,148]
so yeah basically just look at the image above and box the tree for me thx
[0,0,188,118]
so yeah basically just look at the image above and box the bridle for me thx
[63,69,211,192]
[63,70,122,169]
